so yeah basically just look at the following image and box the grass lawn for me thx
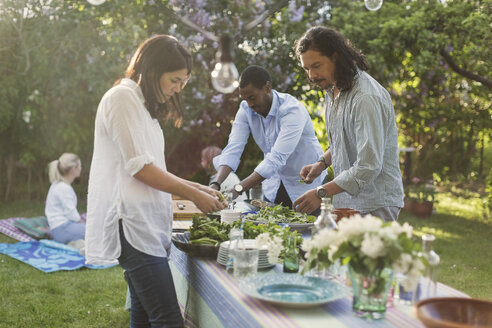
[399,192,492,300]
[0,193,491,327]
[0,200,128,328]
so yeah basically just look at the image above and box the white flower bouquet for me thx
[255,233,284,264]
[255,227,301,265]
[301,214,424,293]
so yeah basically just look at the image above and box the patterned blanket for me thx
[0,239,115,273]
[0,217,36,242]
[0,216,115,272]
[13,216,51,239]
[0,216,190,273]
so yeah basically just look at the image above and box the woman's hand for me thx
[198,184,221,197]
[192,190,226,214]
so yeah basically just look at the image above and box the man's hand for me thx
[293,189,321,214]
[226,188,240,200]
[299,162,325,184]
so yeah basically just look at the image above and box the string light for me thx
[365,0,383,11]
[87,0,106,5]
[211,35,239,94]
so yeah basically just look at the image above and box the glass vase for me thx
[348,266,393,320]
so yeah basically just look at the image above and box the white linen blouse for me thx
[85,78,173,266]
[45,181,81,230]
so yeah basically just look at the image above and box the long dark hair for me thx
[294,27,368,91]
[122,35,192,127]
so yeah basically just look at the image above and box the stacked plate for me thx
[216,239,274,269]
[220,209,241,224]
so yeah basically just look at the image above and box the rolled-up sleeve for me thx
[213,105,251,172]
[254,103,306,179]
[103,89,155,176]
[333,95,384,195]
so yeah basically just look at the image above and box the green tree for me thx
[0,0,489,202]
[325,0,491,181]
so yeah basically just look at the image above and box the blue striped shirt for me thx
[326,71,404,212]
[214,90,326,202]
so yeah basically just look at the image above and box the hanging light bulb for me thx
[365,0,383,11]
[87,0,106,6]
[211,35,239,94]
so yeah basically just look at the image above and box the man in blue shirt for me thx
[292,27,404,221]
[211,65,326,209]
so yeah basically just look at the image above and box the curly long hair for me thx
[121,35,192,127]
[294,27,368,90]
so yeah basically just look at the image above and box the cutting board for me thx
[173,200,204,220]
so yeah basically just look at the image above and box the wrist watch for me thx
[234,184,244,194]
[316,185,327,198]
[317,155,328,169]
[209,181,220,189]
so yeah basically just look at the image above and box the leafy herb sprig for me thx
[244,204,315,224]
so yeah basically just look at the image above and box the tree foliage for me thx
[326,0,491,180]
[0,0,490,201]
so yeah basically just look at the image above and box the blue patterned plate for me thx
[238,273,347,308]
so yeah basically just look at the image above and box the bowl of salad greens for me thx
[171,216,232,257]
[172,231,221,257]
[171,215,306,257]
[243,204,315,233]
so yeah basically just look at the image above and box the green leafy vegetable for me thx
[244,204,315,224]
[186,215,303,252]
[217,192,227,202]
[189,216,231,245]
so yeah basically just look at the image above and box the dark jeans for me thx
[118,222,184,328]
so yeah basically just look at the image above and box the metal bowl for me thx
[171,231,219,258]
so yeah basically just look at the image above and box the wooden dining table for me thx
[167,230,469,328]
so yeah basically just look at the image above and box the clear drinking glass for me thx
[421,234,440,299]
[226,228,243,274]
[249,185,263,200]
[233,246,259,280]
[395,273,421,305]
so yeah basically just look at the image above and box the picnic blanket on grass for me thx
[0,214,87,242]
[0,216,188,273]
[0,217,36,242]
[13,216,51,239]
[0,239,116,273]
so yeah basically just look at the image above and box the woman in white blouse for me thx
[85,35,225,328]
[45,153,84,244]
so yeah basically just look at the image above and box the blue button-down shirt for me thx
[214,90,326,202]
[326,71,404,213]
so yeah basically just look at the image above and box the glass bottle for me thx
[421,234,440,299]
[312,197,337,235]
[226,191,236,210]
[283,234,299,273]
[309,197,338,278]
[226,228,243,274]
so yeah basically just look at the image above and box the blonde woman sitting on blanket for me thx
[45,153,85,247]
